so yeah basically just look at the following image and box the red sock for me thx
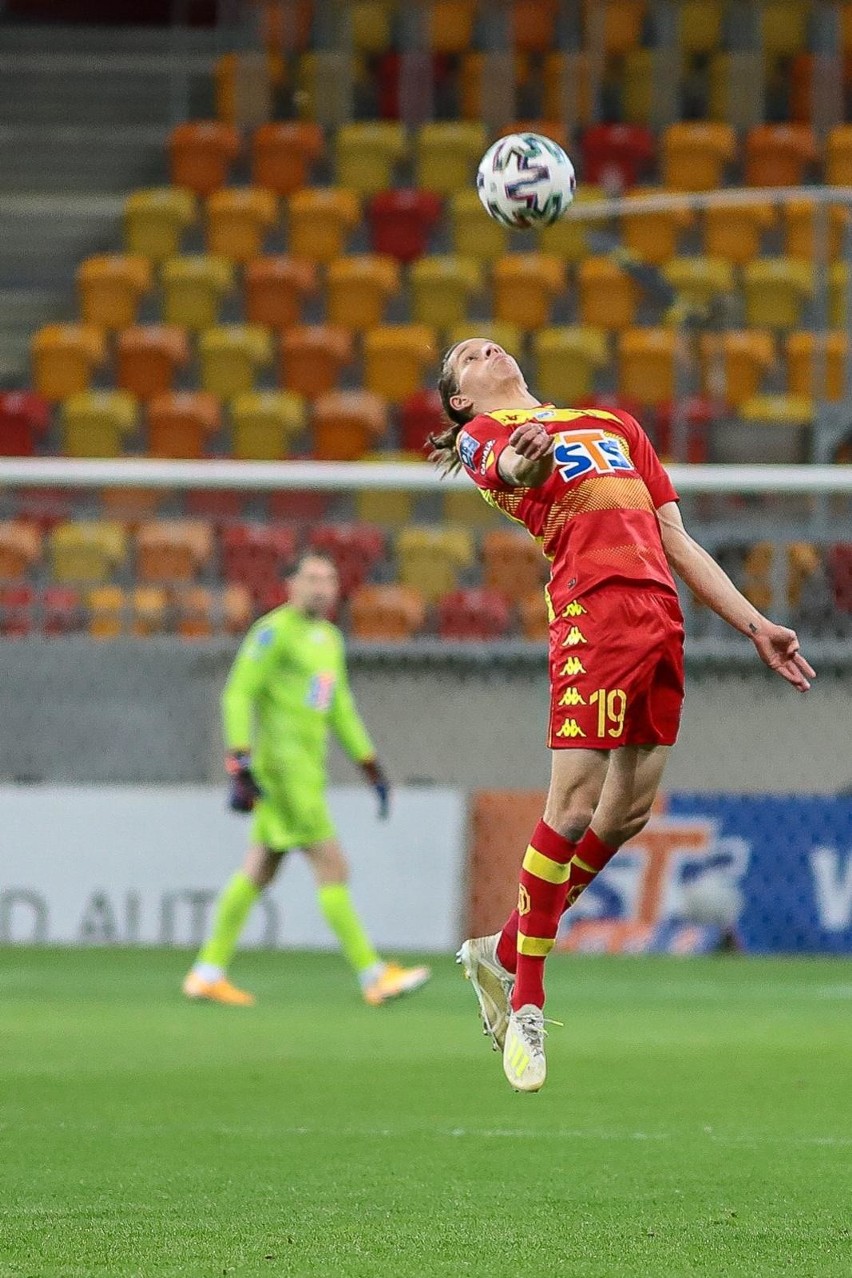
[497,829,618,976]
[512,820,576,1011]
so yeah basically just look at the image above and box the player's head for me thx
[429,338,527,473]
[289,552,339,618]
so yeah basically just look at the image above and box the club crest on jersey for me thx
[457,430,479,470]
[553,430,634,483]
[306,672,335,710]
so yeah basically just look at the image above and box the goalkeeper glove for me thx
[360,758,390,820]
[225,750,263,813]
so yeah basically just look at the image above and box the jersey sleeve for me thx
[616,410,679,508]
[328,636,375,763]
[221,616,281,751]
[455,416,513,492]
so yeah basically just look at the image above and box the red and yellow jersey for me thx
[455,405,679,613]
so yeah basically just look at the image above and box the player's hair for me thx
[427,343,472,476]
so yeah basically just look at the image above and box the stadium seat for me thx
[786,541,822,610]
[743,259,813,330]
[214,50,285,127]
[168,121,240,196]
[222,583,253,634]
[326,255,400,332]
[442,488,502,528]
[77,255,152,331]
[0,521,41,578]
[87,584,127,639]
[131,585,169,636]
[185,489,243,526]
[786,332,847,401]
[174,586,219,639]
[460,50,533,123]
[415,122,488,196]
[532,327,609,404]
[577,258,639,331]
[349,584,426,641]
[61,391,137,459]
[661,122,736,191]
[740,393,813,461]
[136,519,214,583]
[618,328,678,407]
[654,397,712,464]
[410,256,481,332]
[663,257,735,309]
[42,585,84,635]
[14,488,74,533]
[492,255,564,331]
[280,326,353,397]
[510,0,559,53]
[50,521,127,583]
[148,391,220,460]
[198,325,273,399]
[0,391,50,457]
[783,201,848,262]
[244,256,318,329]
[542,52,592,126]
[580,124,655,191]
[622,49,656,126]
[537,186,607,265]
[744,124,818,188]
[519,590,549,641]
[31,325,106,402]
[449,189,509,263]
[100,487,162,527]
[251,121,324,196]
[399,388,444,453]
[116,326,190,401]
[311,390,387,462]
[287,188,360,264]
[124,188,197,263]
[622,189,693,267]
[826,125,852,186]
[828,544,852,613]
[678,0,724,54]
[231,390,305,460]
[367,189,443,264]
[437,587,511,641]
[396,525,474,602]
[308,523,387,597]
[351,1,397,53]
[830,263,847,327]
[761,0,809,61]
[221,524,298,596]
[429,0,477,53]
[593,0,647,56]
[0,584,35,637]
[700,331,775,408]
[206,187,278,263]
[482,528,546,604]
[704,202,776,266]
[363,325,436,401]
[335,122,407,196]
[161,255,234,330]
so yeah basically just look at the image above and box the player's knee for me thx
[545,804,595,845]
[607,806,652,848]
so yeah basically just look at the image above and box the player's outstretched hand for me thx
[750,622,815,692]
[509,420,553,461]
[225,750,263,812]
[361,758,390,820]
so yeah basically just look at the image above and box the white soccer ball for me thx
[476,132,576,229]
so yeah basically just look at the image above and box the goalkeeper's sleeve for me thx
[221,621,278,750]
[328,643,375,764]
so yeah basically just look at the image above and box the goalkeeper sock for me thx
[512,820,576,1011]
[197,870,260,971]
[317,883,380,977]
[497,828,617,977]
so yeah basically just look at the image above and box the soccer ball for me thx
[476,132,576,229]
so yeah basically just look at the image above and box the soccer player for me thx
[430,338,814,1092]
[183,552,431,1008]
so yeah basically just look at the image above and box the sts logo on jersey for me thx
[553,430,634,483]
[457,430,479,471]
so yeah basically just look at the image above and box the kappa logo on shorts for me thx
[562,626,587,647]
[560,657,587,677]
[555,719,586,739]
[562,601,586,617]
[457,431,479,471]
[558,687,587,707]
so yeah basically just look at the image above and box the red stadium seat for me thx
[367,189,443,264]
[437,588,511,641]
[828,544,852,613]
[185,490,245,526]
[580,124,655,190]
[0,391,50,457]
[0,584,35,637]
[654,398,712,464]
[255,581,291,614]
[267,490,332,523]
[375,52,454,120]
[220,524,299,598]
[308,523,387,597]
[41,585,84,636]
[399,389,444,453]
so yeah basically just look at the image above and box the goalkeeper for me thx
[183,552,431,1008]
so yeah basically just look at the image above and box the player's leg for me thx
[304,837,431,1005]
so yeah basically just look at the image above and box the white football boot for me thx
[503,1003,547,1093]
[456,933,514,1051]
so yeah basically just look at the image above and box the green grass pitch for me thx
[2,949,851,1278]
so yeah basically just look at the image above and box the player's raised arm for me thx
[656,500,816,692]
[497,420,556,487]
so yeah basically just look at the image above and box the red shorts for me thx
[547,588,685,750]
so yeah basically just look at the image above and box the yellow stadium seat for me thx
[198,325,273,399]
[830,264,847,327]
[577,257,639,331]
[416,123,488,196]
[592,0,647,56]
[50,521,127,583]
[350,584,426,642]
[205,187,277,263]
[663,257,735,309]
[492,255,565,330]
[826,125,852,186]
[783,201,848,262]
[430,0,478,53]
[538,186,607,264]
[622,49,655,126]
[363,325,436,401]
[311,390,387,461]
[31,325,106,402]
[61,391,137,458]
[786,332,847,401]
[124,188,196,263]
[741,394,813,424]
[704,202,776,266]
[161,255,234,330]
[678,0,724,55]
[351,1,397,53]
[744,124,818,188]
[116,325,190,401]
[0,521,41,577]
[231,390,305,460]
[148,391,221,459]
[532,326,609,403]
[87,584,126,638]
[326,255,400,332]
[449,189,509,263]
[410,256,481,332]
[354,451,423,526]
[335,121,407,196]
[287,188,360,264]
[168,121,241,196]
[661,122,736,191]
[396,525,475,602]
[77,255,152,331]
[622,188,693,267]
[700,331,775,408]
[132,586,169,636]
[618,327,678,406]
[761,0,809,60]
[743,258,813,330]
[441,488,503,528]
[447,321,524,360]
[137,519,214,583]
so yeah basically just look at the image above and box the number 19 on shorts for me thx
[590,688,627,738]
